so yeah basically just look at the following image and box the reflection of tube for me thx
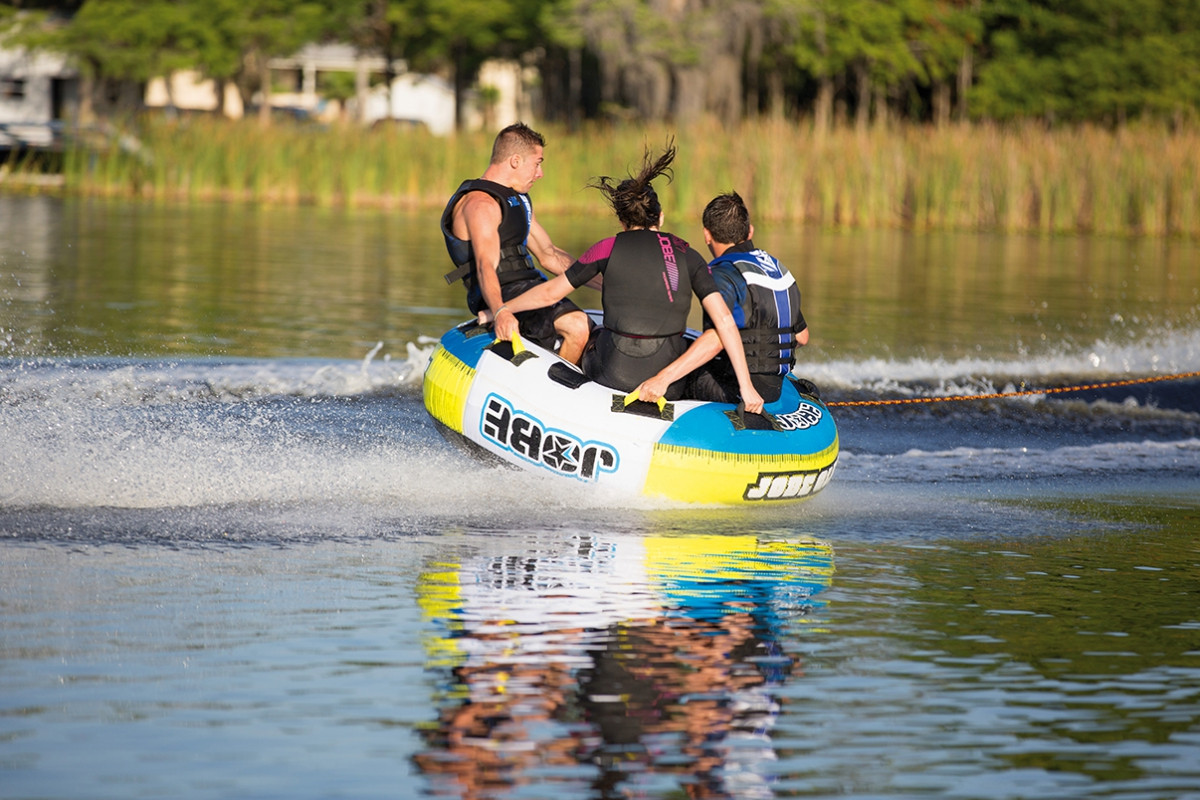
[579,536,832,800]
[722,686,782,800]
[644,535,834,634]
[418,535,832,626]
[639,539,830,798]
[416,535,833,676]
[417,533,660,677]
[414,533,834,799]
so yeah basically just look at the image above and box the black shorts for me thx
[686,355,784,404]
[467,277,584,351]
[581,329,689,396]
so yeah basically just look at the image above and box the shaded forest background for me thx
[3,0,1199,129]
[4,1,1199,237]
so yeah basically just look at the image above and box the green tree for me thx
[194,0,335,124]
[1162,0,1200,125]
[406,0,542,131]
[0,1,84,15]
[341,0,420,123]
[9,0,1198,131]
[14,0,339,124]
[553,0,762,125]
[772,0,923,130]
[25,0,205,119]
[537,0,588,126]
[911,0,983,125]
[975,0,1199,124]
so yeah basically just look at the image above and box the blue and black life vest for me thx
[707,246,806,375]
[440,179,541,288]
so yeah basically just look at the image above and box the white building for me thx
[356,72,457,135]
[3,41,530,138]
[0,47,79,146]
[269,42,459,132]
[264,44,533,134]
[144,70,243,118]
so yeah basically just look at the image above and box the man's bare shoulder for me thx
[457,189,503,218]
[451,190,502,236]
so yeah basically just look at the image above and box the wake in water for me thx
[2,327,1197,531]
[803,321,1200,406]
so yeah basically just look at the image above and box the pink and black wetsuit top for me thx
[565,229,717,394]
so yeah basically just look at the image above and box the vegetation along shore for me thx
[4,2,1197,237]
[3,116,1195,239]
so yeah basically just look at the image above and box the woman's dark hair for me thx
[589,141,676,229]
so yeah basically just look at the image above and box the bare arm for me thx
[702,292,764,413]
[481,272,576,340]
[528,216,603,291]
[525,213,574,275]
[458,193,506,316]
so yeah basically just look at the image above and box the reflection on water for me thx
[2,515,1199,800]
[3,194,1198,363]
[2,191,1198,800]
[1,195,466,358]
[415,534,833,799]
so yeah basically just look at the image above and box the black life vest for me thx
[707,248,805,375]
[440,179,541,287]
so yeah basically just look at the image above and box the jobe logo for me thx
[481,393,619,481]
[773,402,824,431]
[657,233,680,299]
[744,462,836,501]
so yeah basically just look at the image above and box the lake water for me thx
[2,194,1199,799]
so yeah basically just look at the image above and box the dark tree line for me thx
[3,0,1198,128]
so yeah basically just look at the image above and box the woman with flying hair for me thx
[482,142,764,413]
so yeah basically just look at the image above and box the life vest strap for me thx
[443,262,470,285]
[443,245,531,285]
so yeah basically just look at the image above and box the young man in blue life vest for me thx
[440,122,591,364]
[631,191,809,406]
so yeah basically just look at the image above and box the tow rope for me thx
[825,370,1200,408]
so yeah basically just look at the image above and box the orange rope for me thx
[825,370,1200,408]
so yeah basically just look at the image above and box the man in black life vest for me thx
[441,123,591,364]
[631,192,809,406]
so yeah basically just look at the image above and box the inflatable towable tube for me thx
[422,317,838,504]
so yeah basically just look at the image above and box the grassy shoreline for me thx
[7,117,1198,237]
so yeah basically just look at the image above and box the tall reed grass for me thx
[38,115,1200,237]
